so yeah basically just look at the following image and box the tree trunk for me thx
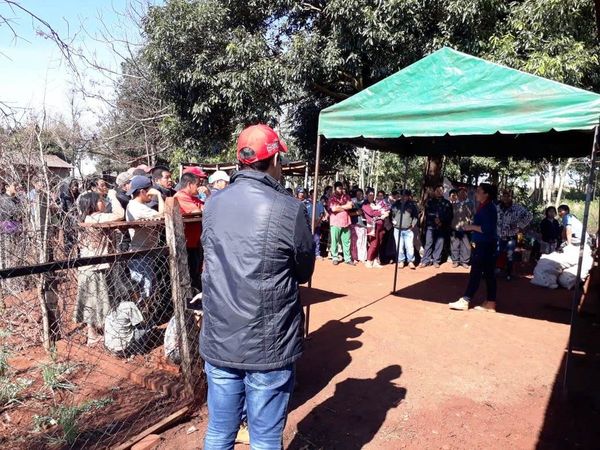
[368,150,376,188]
[374,152,380,193]
[595,0,600,40]
[543,162,553,205]
[490,169,499,186]
[421,155,444,202]
[554,158,573,208]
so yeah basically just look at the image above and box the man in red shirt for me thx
[174,171,206,294]
[328,181,355,266]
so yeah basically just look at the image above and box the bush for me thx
[569,201,599,234]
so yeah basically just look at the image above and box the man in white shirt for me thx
[126,176,164,300]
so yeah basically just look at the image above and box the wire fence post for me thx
[34,191,59,351]
[164,197,204,400]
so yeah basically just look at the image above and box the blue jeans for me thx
[128,256,155,300]
[313,227,322,257]
[422,227,445,265]
[394,229,415,263]
[204,361,295,450]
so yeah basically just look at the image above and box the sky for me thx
[0,0,153,126]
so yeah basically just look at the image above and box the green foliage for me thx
[40,351,77,392]
[487,0,600,89]
[0,345,9,377]
[0,377,33,407]
[118,0,599,175]
[40,362,76,392]
[140,0,515,166]
[33,397,114,445]
[569,199,600,232]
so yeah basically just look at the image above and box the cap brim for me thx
[278,139,288,153]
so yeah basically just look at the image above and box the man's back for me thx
[200,170,315,371]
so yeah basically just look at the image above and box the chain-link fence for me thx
[1,177,203,449]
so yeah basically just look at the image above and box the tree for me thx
[141,0,509,167]
[133,0,600,194]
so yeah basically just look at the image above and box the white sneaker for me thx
[449,297,470,311]
[365,261,373,269]
[474,301,496,313]
[373,261,383,269]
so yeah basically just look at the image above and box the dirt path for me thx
[156,261,599,449]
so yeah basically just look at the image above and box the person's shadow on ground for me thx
[288,365,407,449]
[289,316,372,414]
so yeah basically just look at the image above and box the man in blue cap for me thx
[125,176,164,300]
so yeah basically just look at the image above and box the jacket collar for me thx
[231,170,290,196]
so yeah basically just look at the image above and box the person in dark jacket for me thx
[449,183,498,312]
[391,189,419,269]
[539,206,561,254]
[420,184,453,268]
[148,166,175,210]
[58,177,80,256]
[200,124,315,450]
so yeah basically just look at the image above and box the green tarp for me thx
[318,48,600,157]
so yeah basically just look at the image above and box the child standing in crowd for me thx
[539,206,561,254]
[74,188,124,346]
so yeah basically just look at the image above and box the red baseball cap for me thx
[237,124,288,164]
[183,166,208,179]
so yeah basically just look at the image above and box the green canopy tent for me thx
[309,47,599,389]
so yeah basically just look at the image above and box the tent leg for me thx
[392,226,402,293]
[306,135,323,338]
[563,125,599,393]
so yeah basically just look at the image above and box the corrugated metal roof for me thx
[1,151,73,169]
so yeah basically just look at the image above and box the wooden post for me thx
[34,192,55,351]
[304,164,309,189]
[164,198,203,400]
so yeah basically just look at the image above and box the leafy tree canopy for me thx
[137,0,599,170]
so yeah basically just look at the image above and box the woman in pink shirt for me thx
[361,190,388,268]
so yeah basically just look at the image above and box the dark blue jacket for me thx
[425,197,453,229]
[471,201,498,244]
[200,170,315,370]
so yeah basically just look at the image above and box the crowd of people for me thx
[78,165,231,352]
[1,123,596,449]
[290,179,592,312]
[0,165,231,355]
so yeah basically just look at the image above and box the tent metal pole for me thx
[563,124,599,393]
[392,203,405,293]
[306,135,323,338]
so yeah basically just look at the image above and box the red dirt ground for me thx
[1,335,186,449]
[155,260,600,450]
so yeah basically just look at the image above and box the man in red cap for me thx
[200,124,315,449]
